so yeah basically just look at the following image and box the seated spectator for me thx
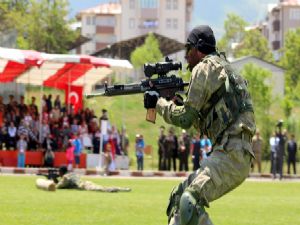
[79,120,92,151]
[24,111,33,127]
[7,121,17,150]
[51,106,61,123]
[18,95,27,117]
[40,119,50,144]
[70,118,79,135]
[6,94,15,112]
[18,119,39,150]
[46,94,53,113]
[61,124,72,149]
[0,123,7,150]
[54,95,61,110]
[29,96,38,116]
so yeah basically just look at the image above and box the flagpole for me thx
[39,69,43,144]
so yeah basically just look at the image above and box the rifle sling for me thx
[199,83,226,118]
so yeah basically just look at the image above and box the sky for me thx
[68,0,279,39]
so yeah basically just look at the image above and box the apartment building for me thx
[260,0,300,60]
[77,0,193,56]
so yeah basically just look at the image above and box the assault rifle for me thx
[85,57,189,123]
[37,168,60,184]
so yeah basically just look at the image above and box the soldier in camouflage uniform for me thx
[56,166,131,192]
[144,25,256,225]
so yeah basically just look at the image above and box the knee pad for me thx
[179,191,205,225]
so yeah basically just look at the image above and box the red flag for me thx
[64,85,83,113]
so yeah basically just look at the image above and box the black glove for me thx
[144,90,159,109]
[173,94,184,106]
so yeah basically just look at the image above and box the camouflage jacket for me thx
[156,53,256,155]
[56,173,81,189]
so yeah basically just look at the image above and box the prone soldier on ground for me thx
[36,166,131,193]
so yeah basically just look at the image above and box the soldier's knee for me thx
[179,191,205,225]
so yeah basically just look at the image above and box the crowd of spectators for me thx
[0,94,130,167]
[251,124,298,179]
[157,126,212,172]
[0,94,298,176]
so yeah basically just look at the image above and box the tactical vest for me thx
[198,55,253,144]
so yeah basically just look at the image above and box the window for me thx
[92,16,96,25]
[129,18,135,29]
[166,18,171,29]
[290,8,300,20]
[130,0,135,9]
[143,19,158,28]
[96,16,115,26]
[172,18,178,29]
[86,16,91,25]
[166,0,171,9]
[139,0,158,8]
[173,0,178,9]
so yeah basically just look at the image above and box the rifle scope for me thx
[144,57,182,78]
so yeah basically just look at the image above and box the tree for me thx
[280,28,300,98]
[241,63,273,157]
[234,29,274,62]
[217,13,248,56]
[3,0,78,53]
[130,33,163,68]
[0,0,29,32]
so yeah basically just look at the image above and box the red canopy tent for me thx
[0,47,133,111]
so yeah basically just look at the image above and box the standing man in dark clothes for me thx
[178,129,190,171]
[287,134,297,175]
[158,125,167,170]
[276,121,287,180]
[191,133,201,171]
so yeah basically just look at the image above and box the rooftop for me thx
[92,32,185,60]
[77,2,121,18]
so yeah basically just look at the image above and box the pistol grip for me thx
[146,108,156,123]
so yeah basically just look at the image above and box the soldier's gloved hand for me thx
[144,90,159,109]
[172,94,184,106]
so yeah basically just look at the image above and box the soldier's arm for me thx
[156,63,210,129]
[56,176,68,189]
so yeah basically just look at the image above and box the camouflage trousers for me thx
[169,144,252,225]
[79,181,131,192]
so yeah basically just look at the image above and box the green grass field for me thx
[1,175,300,225]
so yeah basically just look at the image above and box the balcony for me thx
[272,40,280,50]
[96,26,114,34]
[273,20,280,32]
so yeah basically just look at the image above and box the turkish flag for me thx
[64,85,83,113]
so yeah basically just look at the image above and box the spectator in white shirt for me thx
[269,132,279,178]
[7,121,17,149]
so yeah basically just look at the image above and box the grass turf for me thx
[0,175,299,225]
